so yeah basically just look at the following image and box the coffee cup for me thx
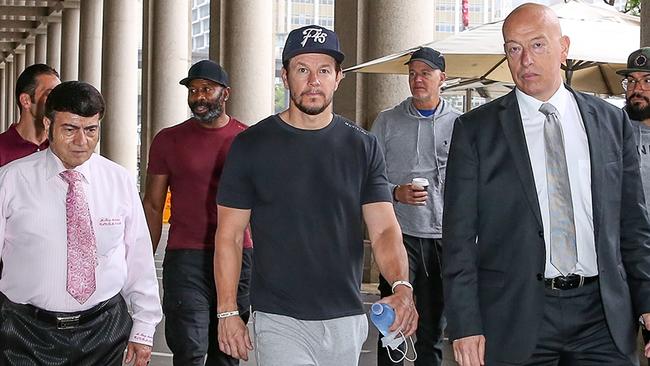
[412,178,429,191]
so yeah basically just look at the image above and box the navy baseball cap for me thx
[180,60,229,87]
[282,25,345,64]
[405,47,446,72]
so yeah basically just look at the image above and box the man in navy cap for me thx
[371,47,460,366]
[214,25,417,365]
[143,60,253,366]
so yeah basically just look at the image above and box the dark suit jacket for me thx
[442,86,650,364]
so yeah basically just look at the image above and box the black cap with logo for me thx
[180,60,229,87]
[617,47,650,76]
[282,25,345,64]
[405,47,446,72]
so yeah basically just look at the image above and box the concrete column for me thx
[209,0,223,63]
[5,59,15,126]
[13,52,26,119]
[79,0,103,88]
[149,0,190,134]
[140,0,191,185]
[26,43,35,66]
[642,2,650,47]
[47,20,62,71]
[0,65,5,131]
[61,6,81,81]
[140,0,152,188]
[365,0,434,127]
[35,33,48,64]
[14,52,25,79]
[101,0,139,176]
[333,0,368,126]
[221,0,274,125]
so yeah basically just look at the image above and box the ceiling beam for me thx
[0,6,49,17]
[0,20,40,30]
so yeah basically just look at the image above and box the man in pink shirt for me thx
[0,63,60,166]
[143,60,252,366]
[0,81,161,366]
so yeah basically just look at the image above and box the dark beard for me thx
[625,93,650,121]
[291,91,330,116]
[190,90,225,123]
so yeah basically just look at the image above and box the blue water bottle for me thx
[370,302,395,336]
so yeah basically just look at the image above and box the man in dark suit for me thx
[443,3,650,365]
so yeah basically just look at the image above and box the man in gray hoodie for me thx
[370,47,460,366]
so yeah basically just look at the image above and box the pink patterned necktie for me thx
[60,170,97,304]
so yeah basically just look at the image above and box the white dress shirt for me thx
[516,85,598,278]
[0,149,162,345]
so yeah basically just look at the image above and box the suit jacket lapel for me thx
[571,88,603,242]
[499,90,543,227]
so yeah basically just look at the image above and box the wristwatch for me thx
[391,280,413,293]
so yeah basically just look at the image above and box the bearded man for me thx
[618,47,650,364]
[143,60,253,366]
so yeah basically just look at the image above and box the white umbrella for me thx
[344,0,639,95]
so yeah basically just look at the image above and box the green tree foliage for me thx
[625,0,640,15]
[603,0,639,14]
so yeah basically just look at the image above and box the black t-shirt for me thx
[217,114,391,320]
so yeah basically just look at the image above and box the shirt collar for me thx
[45,148,92,184]
[515,84,570,122]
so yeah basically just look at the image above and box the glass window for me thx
[199,5,210,18]
[192,22,201,36]
[436,24,455,33]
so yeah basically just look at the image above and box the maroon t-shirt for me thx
[148,117,253,250]
[0,124,49,167]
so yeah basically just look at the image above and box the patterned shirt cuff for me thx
[129,321,156,346]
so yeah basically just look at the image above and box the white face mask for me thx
[379,330,417,363]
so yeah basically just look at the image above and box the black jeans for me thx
[163,248,252,366]
[377,235,445,366]
[0,293,131,366]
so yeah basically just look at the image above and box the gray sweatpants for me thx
[253,311,368,366]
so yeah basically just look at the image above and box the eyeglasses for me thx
[621,77,650,91]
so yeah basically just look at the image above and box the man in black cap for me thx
[618,47,650,362]
[214,25,417,365]
[143,60,253,366]
[371,46,460,366]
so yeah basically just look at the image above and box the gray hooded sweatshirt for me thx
[370,97,460,239]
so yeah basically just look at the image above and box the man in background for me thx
[143,60,252,366]
[371,47,459,365]
[618,46,650,364]
[0,63,60,166]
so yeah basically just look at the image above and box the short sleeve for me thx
[361,135,392,204]
[217,136,255,209]
[147,131,170,175]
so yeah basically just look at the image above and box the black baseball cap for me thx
[179,60,229,87]
[617,47,650,76]
[405,47,445,72]
[282,25,345,64]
